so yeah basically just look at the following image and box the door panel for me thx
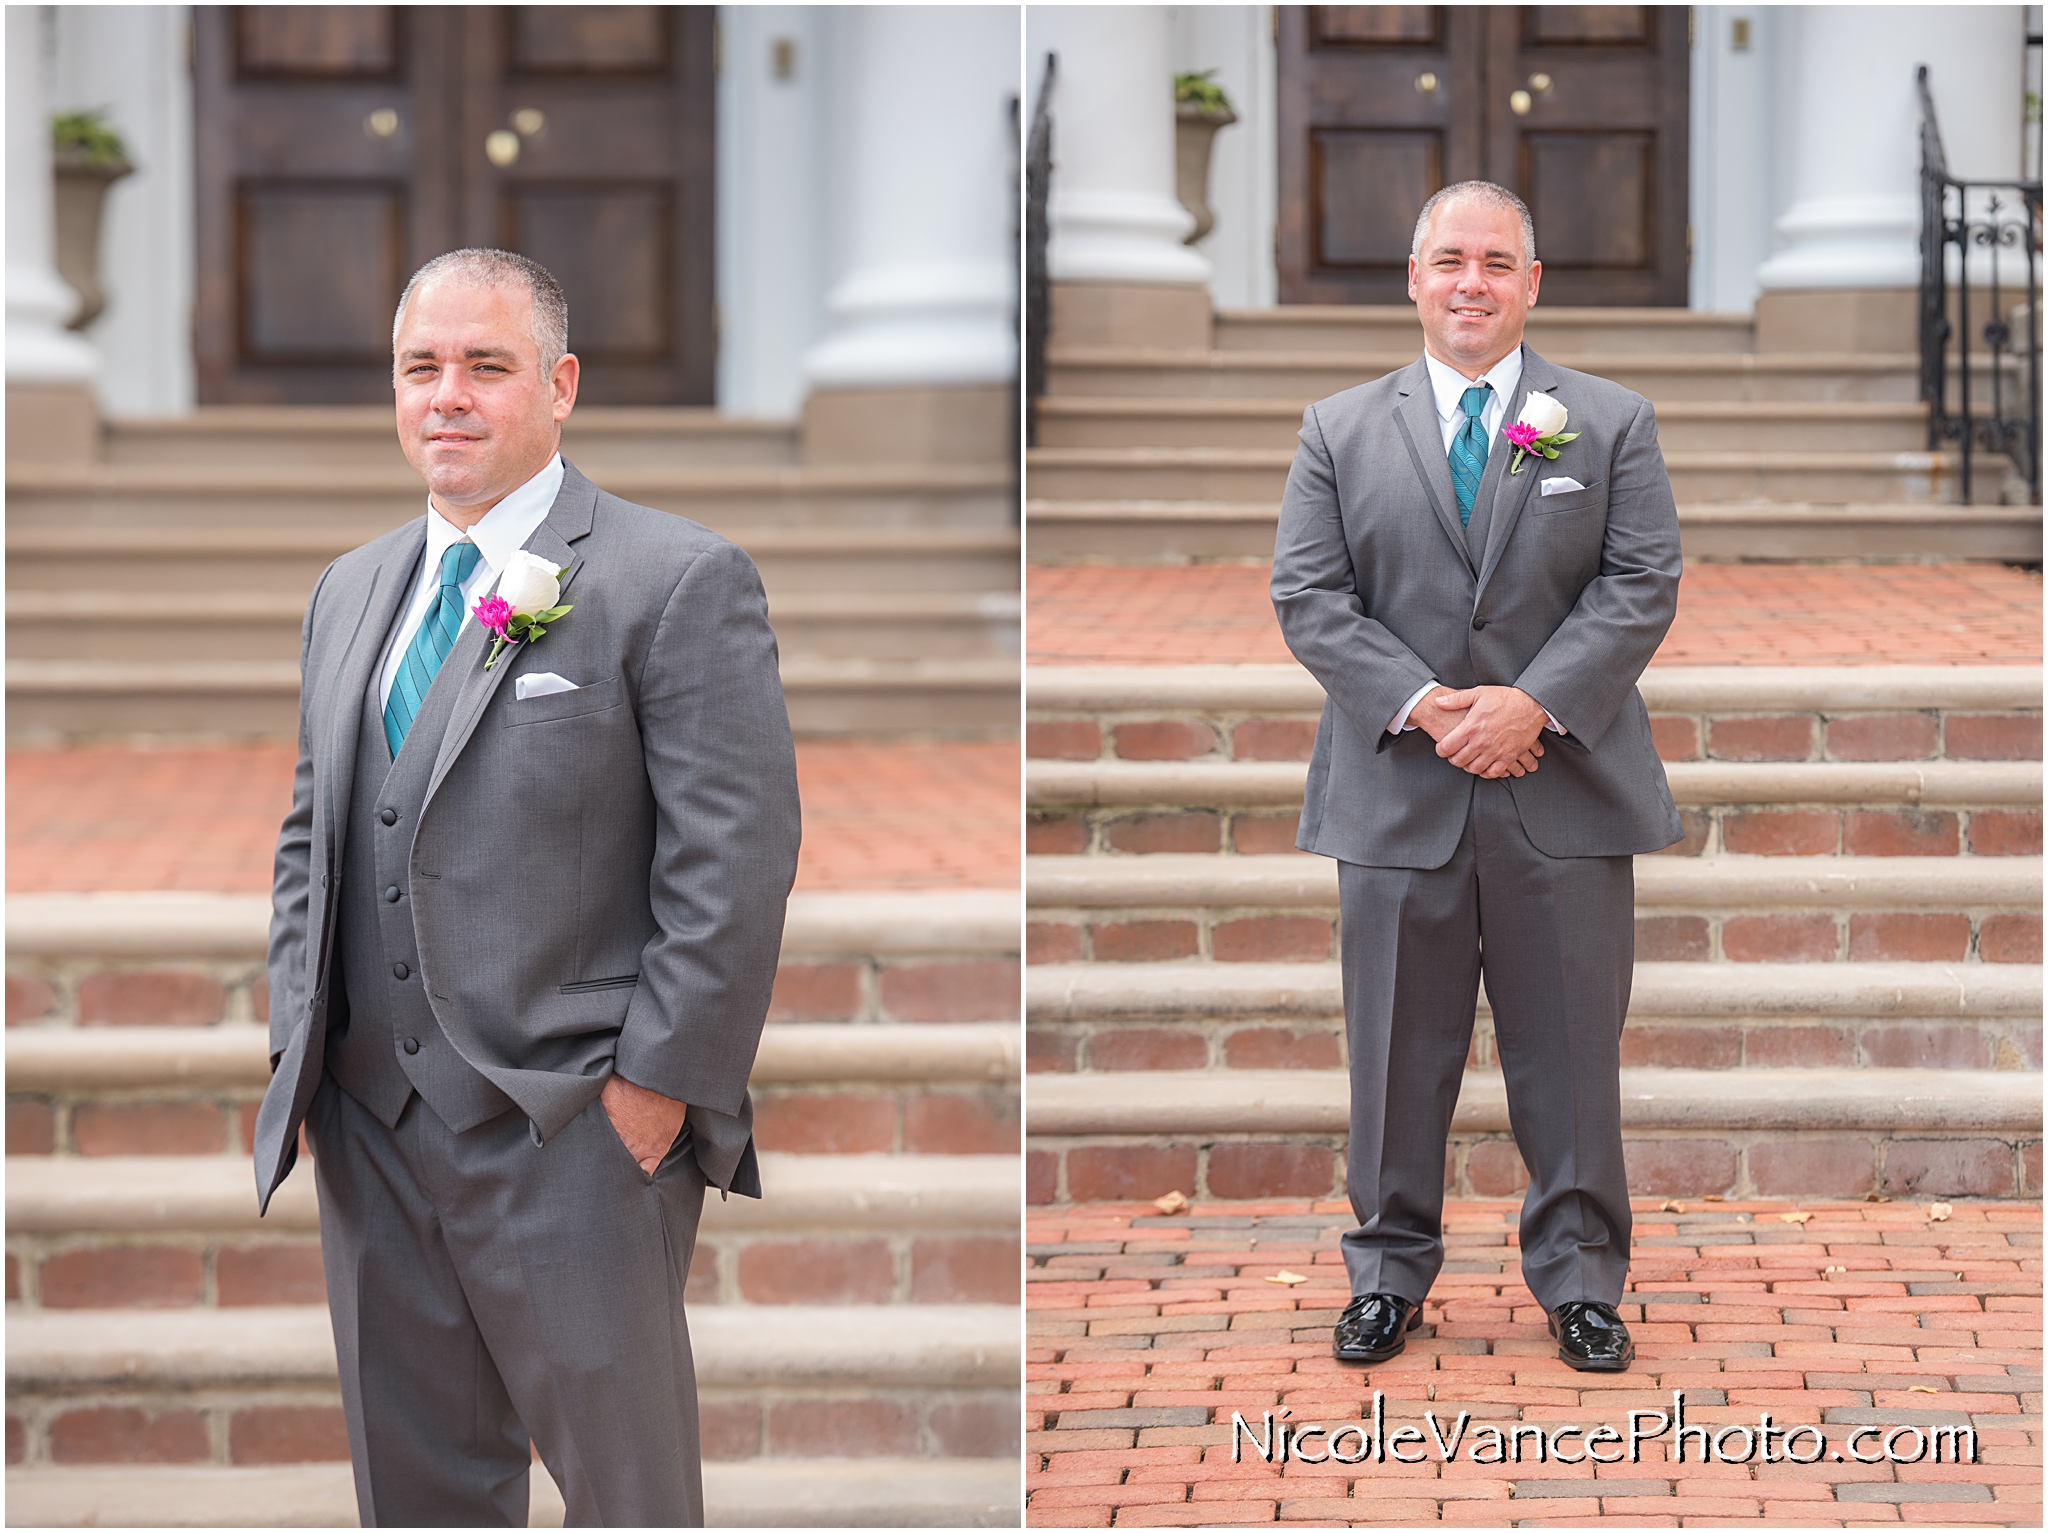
[195,5,712,404]
[1278,4,1687,306]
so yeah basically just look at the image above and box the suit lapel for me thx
[425,462,599,806]
[322,523,427,859]
[1475,344,1556,600]
[1391,360,1474,575]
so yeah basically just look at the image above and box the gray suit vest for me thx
[327,616,516,1134]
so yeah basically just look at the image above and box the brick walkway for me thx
[1028,1199,2043,1526]
[1027,564,2044,668]
[5,740,1018,895]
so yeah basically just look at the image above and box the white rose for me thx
[1516,392,1569,438]
[495,550,563,616]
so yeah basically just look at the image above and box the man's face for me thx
[393,279,578,514]
[1407,197,1542,375]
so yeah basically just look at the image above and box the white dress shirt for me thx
[377,453,565,709]
[1390,347,1560,739]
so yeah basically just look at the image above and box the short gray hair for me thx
[392,249,569,370]
[1410,181,1537,267]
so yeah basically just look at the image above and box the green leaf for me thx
[525,624,548,642]
[1541,445,1561,458]
[533,604,573,623]
[1549,432,1580,445]
[507,614,533,633]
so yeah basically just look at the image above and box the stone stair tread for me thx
[6,1020,1018,1096]
[104,404,795,433]
[1028,756,2040,807]
[1024,496,2042,523]
[1049,346,1939,372]
[1025,852,2041,909]
[1036,397,1928,420]
[7,887,1021,960]
[4,1457,1018,1528]
[7,590,1021,622]
[1026,959,2043,1020]
[6,1302,1018,1391]
[1025,661,2044,713]
[7,524,1019,554]
[7,461,1011,494]
[8,655,1020,691]
[1027,1066,2042,1137]
[5,1151,1020,1236]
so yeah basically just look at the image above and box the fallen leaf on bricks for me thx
[1865,1193,1892,1203]
[1702,1194,1723,1202]
[1154,1190,1189,1215]
[1265,1270,1309,1286]
[1823,1265,1847,1275]
[1927,1202,1952,1222]
[1908,1386,1940,1394]
[1659,1200,1686,1213]
[1779,1212,1813,1224]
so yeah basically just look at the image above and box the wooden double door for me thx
[1278,6,1689,306]
[194,6,714,404]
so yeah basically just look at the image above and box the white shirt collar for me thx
[421,453,565,579]
[1423,346,1525,424]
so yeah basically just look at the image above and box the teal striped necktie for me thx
[1449,383,1491,527]
[383,540,481,756]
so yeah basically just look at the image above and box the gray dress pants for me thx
[1337,776,1635,1311]
[307,1075,707,1527]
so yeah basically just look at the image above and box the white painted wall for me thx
[1168,5,1276,310]
[1689,7,1780,312]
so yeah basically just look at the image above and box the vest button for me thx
[1471,618,1488,631]
[392,962,409,980]
[384,886,401,903]
[403,1038,420,1055]
[380,809,398,826]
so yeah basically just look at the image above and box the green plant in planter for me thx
[52,110,128,168]
[1174,70,1233,118]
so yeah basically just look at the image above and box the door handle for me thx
[1509,89,1532,116]
[364,108,400,140]
[485,129,520,167]
[1415,72,1439,94]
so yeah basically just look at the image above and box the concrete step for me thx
[100,406,802,472]
[1035,397,1934,453]
[1025,1065,2041,1202]
[6,523,1019,597]
[4,1458,1019,1527]
[1045,347,2021,405]
[6,655,1021,740]
[1212,304,1758,356]
[1023,495,2045,562]
[5,461,1014,532]
[5,589,1024,664]
[1025,444,2012,506]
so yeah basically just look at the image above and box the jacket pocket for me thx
[559,973,640,995]
[1531,481,1605,516]
[502,674,623,726]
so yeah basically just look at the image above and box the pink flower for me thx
[1504,421,1542,449]
[472,593,514,639]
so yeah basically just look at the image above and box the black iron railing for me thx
[1025,52,1055,450]
[1917,64,2042,505]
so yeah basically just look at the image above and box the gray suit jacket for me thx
[258,461,801,1212]
[1271,345,1684,868]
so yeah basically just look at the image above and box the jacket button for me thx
[384,886,401,903]
[403,1038,420,1055]
[1471,618,1488,631]
[392,962,409,980]
[380,809,397,826]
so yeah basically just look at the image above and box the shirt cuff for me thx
[1390,680,1440,735]
[1544,712,1564,734]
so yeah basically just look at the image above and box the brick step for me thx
[100,406,802,472]
[5,1303,1019,1474]
[1024,497,2046,563]
[5,462,1014,532]
[1036,398,1934,453]
[1027,958,2041,1076]
[5,1152,1017,1310]
[1025,445,2013,507]
[1212,304,1758,356]
[5,589,1024,665]
[1024,1066,2041,1203]
[5,1458,1019,1528]
[6,523,1019,597]
[1026,853,2041,967]
[5,655,1021,740]
[1045,347,2019,405]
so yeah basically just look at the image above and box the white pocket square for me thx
[515,673,579,701]
[1539,477,1587,496]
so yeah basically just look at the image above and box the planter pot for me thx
[53,150,134,331]
[1174,103,1236,246]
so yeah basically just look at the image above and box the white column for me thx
[6,5,97,384]
[1169,5,1276,308]
[1027,5,1210,287]
[1756,5,2025,291]
[802,5,1016,390]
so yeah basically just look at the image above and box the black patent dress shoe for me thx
[1549,1299,1635,1372]
[1331,1292,1423,1363]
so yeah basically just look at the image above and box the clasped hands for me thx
[1409,685,1549,779]
[601,1072,687,1173]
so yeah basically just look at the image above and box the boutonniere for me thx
[472,550,574,671]
[1504,393,1580,474]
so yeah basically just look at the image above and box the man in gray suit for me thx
[1271,183,1682,1374]
[255,248,800,1524]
